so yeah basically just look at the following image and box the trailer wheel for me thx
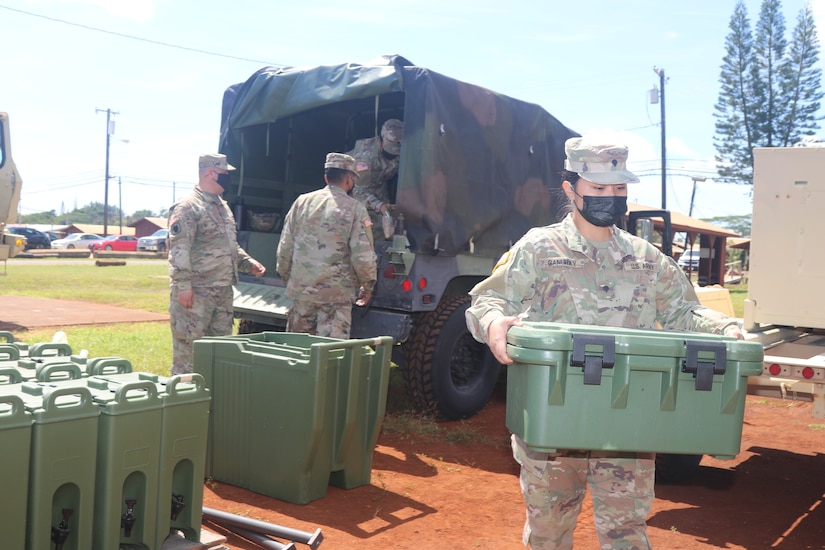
[655,453,703,484]
[404,295,500,420]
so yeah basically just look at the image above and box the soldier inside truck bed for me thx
[346,118,403,240]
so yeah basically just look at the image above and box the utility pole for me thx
[118,176,123,233]
[653,67,666,209]
[96,108,118,236]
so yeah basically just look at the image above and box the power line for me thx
[0,4,287,66]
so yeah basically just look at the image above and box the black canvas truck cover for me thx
[218,55,577,259]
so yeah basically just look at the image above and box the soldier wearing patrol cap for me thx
[346,118,404,240]
[466,135,744,549]
[167,153,266,375]
[277,152,377,338]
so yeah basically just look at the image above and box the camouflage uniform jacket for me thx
[467,214,738,343]
[277,185,377,303]
[346,137,399,214]
[168,186,255,292]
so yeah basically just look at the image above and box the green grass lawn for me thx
[3,259,173,375]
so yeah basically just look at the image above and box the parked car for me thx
[50,232,102,249]
[89,234,138,252]
[678,249,701,270]
[137,229,169,252]
[6,226,51,249]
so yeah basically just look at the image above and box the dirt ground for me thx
[4,294,821,549]
[203,382,825,550]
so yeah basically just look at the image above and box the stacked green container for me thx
[505,322,764,458]
[85,377,164,550]
[194,333,392,504]
[22,383,100,550]
[0,394,32,548]
[155,373,210,547]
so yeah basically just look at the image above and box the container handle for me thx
[166,373,206,396]
[0,331,14,344]
[37,362,84,382]
[0,394,25,416]
[88,357,133,376]
[28,342,73,358]
[0,343,20,361]
[0,366,23,385]
[114,380,158,402]
[42,386,94,411]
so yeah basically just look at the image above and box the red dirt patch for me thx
[0,295,168,331]
[202,385,825,549]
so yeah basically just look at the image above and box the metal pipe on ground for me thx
[201,507,323,549]
[229,526,296,550]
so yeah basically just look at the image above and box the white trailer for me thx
[744,146,825,418]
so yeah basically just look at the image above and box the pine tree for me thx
[752,0,788,148]
[714,1,757,184]
[778,3,824,146]
[715,0,823,184]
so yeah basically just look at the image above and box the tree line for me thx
[20,202,166,226]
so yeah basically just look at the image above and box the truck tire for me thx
[655,453,703,484]
[237,319,281,334]
[404,295,500,420]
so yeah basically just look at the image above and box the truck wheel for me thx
[237,319,281,334]
[404,295,500,420]
[655,453,703,484]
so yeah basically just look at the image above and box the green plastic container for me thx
[0,394,32,549]
[506,322,764,459]
[155,374,210,547]
[194,333,392,504]
[23,384,100,550]
[86,377,164,550]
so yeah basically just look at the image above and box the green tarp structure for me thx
[219,54,578,258]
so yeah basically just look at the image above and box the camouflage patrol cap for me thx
[564,136,639,184]
[324,152,358,176]
[380,119,403,156]
[199,153,235,171]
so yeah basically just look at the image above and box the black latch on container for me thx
[682,340,727,391]
[571,334,616,385]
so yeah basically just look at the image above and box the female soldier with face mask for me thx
[465,135,743,550]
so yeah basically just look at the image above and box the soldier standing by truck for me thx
[276,153,377,339]
[466,136,744,550]
[168,153,266,375]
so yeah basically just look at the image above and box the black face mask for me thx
[574,194,627,227]
[216,173,231,190]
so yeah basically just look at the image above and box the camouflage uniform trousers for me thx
[170,285,234,375]
[287,299,352,339]
[513,435,654,550]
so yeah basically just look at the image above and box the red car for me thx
[89,235,139,252]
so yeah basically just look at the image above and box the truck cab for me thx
[0,112,26,262]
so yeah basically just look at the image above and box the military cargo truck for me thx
[219,55,578,419]
[0,112,27,260]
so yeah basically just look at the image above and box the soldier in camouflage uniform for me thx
[346,119,403,240]
[466,136,744,550]
[168,153,266,375]
[277,153,377,339]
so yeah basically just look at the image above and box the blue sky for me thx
[2,0,823,223]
